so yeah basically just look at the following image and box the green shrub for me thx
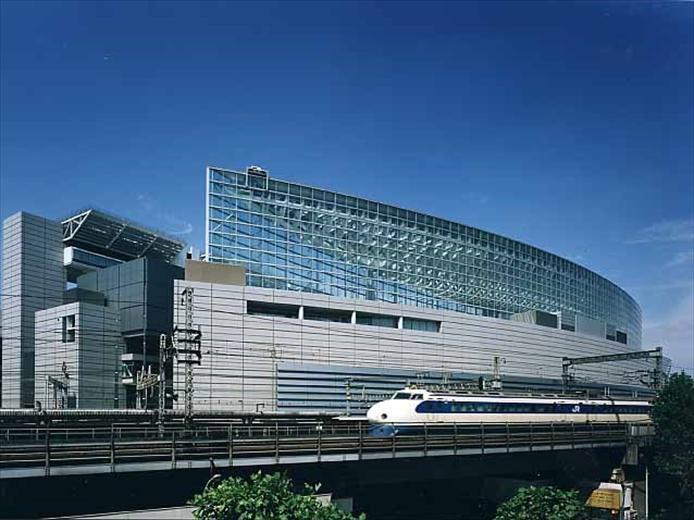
[493,485,587,520]
[190,471,365,520]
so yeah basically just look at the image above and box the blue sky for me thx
[1,1,692,373]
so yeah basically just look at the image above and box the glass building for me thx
[206,166,641,347]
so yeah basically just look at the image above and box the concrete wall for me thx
[34,302,124,409]
[172,281,655,413]
[1,212,64,408]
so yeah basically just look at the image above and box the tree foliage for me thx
[190,471,365,520]
[650,372,694,508]
[493,485,587,520]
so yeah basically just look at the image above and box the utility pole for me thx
[157,333,172,434]
[345,377,352,416]
[46,362,71,409]
[136,364,158,409]
[113,348,120,410]
[491,356,505,390]
[173,287,201,430]
[269,345,280,411]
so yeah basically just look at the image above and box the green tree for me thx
[493,485,587,520]
[190,471,366,520]
[650,372,694,515]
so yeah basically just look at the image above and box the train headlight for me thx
[381,413,388,420]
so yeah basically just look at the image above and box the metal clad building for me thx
[1,213,65,408]
[179,165,654,413]
[205,166,641,348]
[172,281,653,413]
[1,209,184,409]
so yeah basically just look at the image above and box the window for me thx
[356,312,398,328]
[247,301,299,319]
[303,307,352,323]
[393,392,411,400]
[402,317,440,332]
[62,315,76,343]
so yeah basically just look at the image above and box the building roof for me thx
[62,209,184,263]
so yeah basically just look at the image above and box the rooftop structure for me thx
[63,208,184,262]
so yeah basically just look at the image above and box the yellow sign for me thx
[586,489,621,510]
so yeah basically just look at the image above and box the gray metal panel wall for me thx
[76,258,183,336]
[172,281,655,413]
[276,361,653,412]
[1,213,64,408]
[34,303,124,409]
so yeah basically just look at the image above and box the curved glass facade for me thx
[206,166,641,347]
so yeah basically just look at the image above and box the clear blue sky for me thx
[1,1,692,372]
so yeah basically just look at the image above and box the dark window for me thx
[303,307,352,323]
[402,317,440,332]
[356,312,398,328]
[61,315,76,343]
[393,392,411,400]
[247,301,299,318]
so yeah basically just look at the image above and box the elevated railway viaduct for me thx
[0,410,652,518]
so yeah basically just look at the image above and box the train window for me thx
[412,394,423,400]
[393,392,411,400]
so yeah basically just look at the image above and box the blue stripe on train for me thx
[414,401,650,414]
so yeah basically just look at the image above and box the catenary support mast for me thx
[562,347,664,393]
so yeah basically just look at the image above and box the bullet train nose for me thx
[366,402,389,423]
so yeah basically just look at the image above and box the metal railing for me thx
[0,421,651,478]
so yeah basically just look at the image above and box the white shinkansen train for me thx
[366,388,652,429]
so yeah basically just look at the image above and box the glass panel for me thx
[205,174,642,346]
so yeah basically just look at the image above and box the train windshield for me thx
[392,392,411,399]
